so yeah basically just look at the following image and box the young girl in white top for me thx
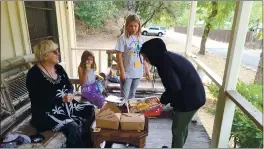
[78,50,105,108]
[78,50,104,85]
[115,14,150,100]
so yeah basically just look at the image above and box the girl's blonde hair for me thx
[124,14,141,38]
[79,50,97,72]
[33,40,58,62]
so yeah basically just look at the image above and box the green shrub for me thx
[74,1,117,28]
[207,82,220,97]
[232,81,263,148]
[236,81,263,111]
[207,81,263,148]
[207,108,216,115]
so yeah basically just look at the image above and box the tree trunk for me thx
[199,23,211,55]
[254,51,263,84]
[199,1,218,55]
[142,2,164,27]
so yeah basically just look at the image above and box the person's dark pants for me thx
[171,110,197,148]
[61,120,94,148]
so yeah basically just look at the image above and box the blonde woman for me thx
[115,14,150,101]
[26,40,94,148]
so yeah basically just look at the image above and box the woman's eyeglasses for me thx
[51,50,59,55]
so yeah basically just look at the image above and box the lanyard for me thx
[131,36,143,64]
[131,36,141,52]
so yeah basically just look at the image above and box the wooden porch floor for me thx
[106,81,211,148]
[105,105,211,148]
[145,117,211,148]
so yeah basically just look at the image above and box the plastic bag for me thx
[81,80,105,108]
[96,80,104,93]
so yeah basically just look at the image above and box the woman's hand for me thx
[62,93,74,103]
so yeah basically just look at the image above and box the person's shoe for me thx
[162,146,168,148]
[191,119,197,123]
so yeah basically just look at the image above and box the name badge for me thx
[134,61,141,68]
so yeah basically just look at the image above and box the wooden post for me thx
[211,1,252,148]
[18,1,31,55]
[185,1,197,55]
[56,2,72,75]
[107,52,113,67]
[65,1,77,77]
[99,51,102,73]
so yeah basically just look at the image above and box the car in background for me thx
[141,26,166,36]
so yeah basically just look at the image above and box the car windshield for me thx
[160,27,166,30]
[149,27,159,30]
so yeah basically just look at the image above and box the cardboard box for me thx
[95,103,121,130]
[100,102,121,113]
[120,113,145,131]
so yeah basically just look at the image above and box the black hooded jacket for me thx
[140,38,205,112]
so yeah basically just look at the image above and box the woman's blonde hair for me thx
[124,14,141,38]
[79,50,97,72]
[33,40,58,62]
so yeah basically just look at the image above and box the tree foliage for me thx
[197,1,262,55]
[111,0,190,28]
[148,1,190,27]
[249,1,263,29]
[74,1,190,29]
[249,1,263,41]
[197,1,236,55]
[134,1,189,27]
[196,1,236,30]
[74,1,117,28]
[135,1,164,27]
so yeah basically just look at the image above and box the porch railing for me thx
[71,47,113,74]
[186,53,263,131]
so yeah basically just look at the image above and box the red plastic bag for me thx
[143,104,163,117]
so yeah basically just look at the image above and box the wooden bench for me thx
[1,55,35,135]
[11,116,67,148]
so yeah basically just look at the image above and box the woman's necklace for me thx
[40,63,56,80]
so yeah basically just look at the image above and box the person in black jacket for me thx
[140,38,206,148]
